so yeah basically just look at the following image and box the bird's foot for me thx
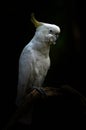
[32,86,47,96]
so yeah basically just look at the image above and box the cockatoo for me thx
[16,14,60,106]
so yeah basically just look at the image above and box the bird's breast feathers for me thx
[33,50,50,76]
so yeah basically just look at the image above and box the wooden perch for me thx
[3,87,61,129]
[3,85,86,130]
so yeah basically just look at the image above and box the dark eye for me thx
[49,30,53,33]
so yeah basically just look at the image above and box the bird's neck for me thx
[30,37,50,57]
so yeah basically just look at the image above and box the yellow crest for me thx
[31,13,42,28]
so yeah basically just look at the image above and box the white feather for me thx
[16,20,60,106]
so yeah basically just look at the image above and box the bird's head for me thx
[31,13,60,45]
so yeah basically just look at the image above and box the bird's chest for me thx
[32,55,50,87]
[34,55,50,77]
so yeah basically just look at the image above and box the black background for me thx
[1,0,85,128]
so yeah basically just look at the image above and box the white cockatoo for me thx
[16,14,60,106]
